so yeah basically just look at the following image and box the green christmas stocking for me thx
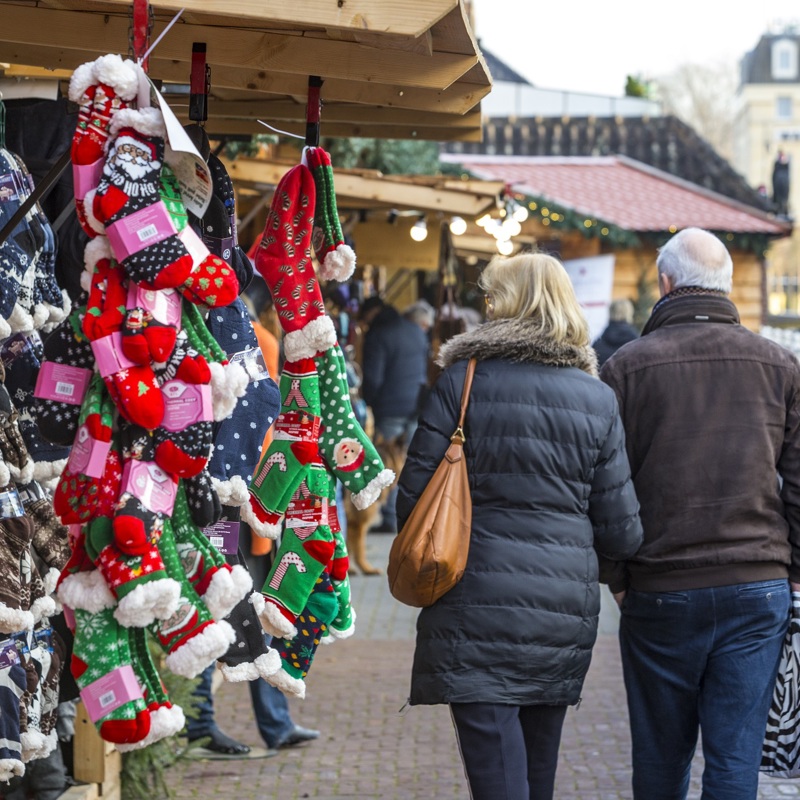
[322,510,356,641]
[267,572,338,700]
[257,462,336,640]
[314,344,394,509]
[70,606,151,744]
[85,516,181,630]
[116,627,185,752]
[171,483,251,620]
[243,358,322,538]
[150,519,234,678]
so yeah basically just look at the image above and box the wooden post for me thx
[73,702,122,799]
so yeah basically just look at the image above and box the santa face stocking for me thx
[0,641,26,781]
[171,484,250,621]
[253,163,335,361]
[258,462,336,640]
[71,606,151,744]
[149,519,234,678]
[268,572,338,700]
[245,358,321,538]
[315,344,394,509]
[116,626,185,752]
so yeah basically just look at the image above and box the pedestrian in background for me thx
[600,227,800,800]
[397,252,642,800]
[592,298,638,367]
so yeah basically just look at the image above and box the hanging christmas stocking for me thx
[306,146,356,282]
[253,162,336,361]
[243,358,321,539]
[0,514,36,634]
[314,343,394,509]
[71,606,151,744]
[183,469,222,529]
[217,591,281,683]
[116,626,185,752]
[321,502,356,642]
[267,571,338,700]
[121,282,180,366]
[56,524,115,616]
[150,518,234,678]
[257,461,336,640]
[0,639,26,781]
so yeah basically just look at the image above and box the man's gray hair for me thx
[609,298,634,323]
[656,227,733,294]
[404,300,435,329]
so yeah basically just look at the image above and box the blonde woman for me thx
[396,252,643,800]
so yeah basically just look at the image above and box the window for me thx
[772,39,799,79]
[777,96,793,120]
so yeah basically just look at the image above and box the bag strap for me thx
[451,358,477,444]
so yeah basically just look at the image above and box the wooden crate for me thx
[71,702,122,800]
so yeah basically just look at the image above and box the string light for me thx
[497,238,514,255]
[449,216,467,236]
[410,216,428,242]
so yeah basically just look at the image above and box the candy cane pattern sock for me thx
[244,359,321,539]
[71,606,151,744]
[150,519,234,678]
[314,344,394,509]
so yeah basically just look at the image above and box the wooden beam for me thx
[0,5,478,91]
[0,43,489,116]
[321,28,434,57]
[45,0,460,38]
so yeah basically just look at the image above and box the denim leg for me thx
[186,664,217,740]
[249,676,294,748]
[698,580,790,800]
[620,589,704,800]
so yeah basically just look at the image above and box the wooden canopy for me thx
[0,0,490,141]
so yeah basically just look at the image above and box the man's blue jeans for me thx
[620,579,790,800]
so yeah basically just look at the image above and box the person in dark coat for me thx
[396,252,643,800]
[600,227,800,800]
[592,298,638,367]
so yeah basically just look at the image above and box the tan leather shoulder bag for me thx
[387,358,476,608]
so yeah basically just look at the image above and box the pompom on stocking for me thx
[306,147,356,282]
[253,163,336,361]
[243,358,321,539]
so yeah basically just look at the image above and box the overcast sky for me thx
[471,1,800,95]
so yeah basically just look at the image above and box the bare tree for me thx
[652,61,738,160]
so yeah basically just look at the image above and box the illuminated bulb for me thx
[449,216,467,236]
[496,238,514,255]
[488,220,505,239]
[502,218,522,237]
[476,214,492,228]
[512,204,529,222]
[410,217,428,242]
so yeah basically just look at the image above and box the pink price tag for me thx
[67,424,112,479]
[179,224,211,268]
[33,362,91,405]
[121,460,177,516]
[72,158,104,198]
[160,381,212,432]
[126,283,182,329]
[91,332,137,378]
[105,202,176,261]
[62,605,75,633]
[80,665,142,723]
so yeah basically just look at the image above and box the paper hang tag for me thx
[228,347,271,384]
[141,74,212,218]
[0,488,24,519]
[202,520,240,555]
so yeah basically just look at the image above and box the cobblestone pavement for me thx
[166,534,800,799]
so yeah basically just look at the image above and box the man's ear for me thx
[658,272,673,297]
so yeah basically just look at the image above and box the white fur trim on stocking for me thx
[34,730,57,761]
[321,607,357,644]
[0,461,11,490]
[350,468,396,511]
[116,704,185,752]
[109,106,166,139]
[7,455,35,487]
[249,591,265,617]
[32,458,68,485]
[211,475,249,508]
[30,595,57,625]
[240,498,282,540]
[0,758,24,782]
[32,301,49,332]
[258,600,297,641]
[57,570,115,613]
[93,54,140,101]
[201,565,252,621]
[68,62,97,104]
[113,578,181,628]
[43,291,72,330]
[83,234,111,273]
[82,189,105,235]
[8,303,34,335]
[42,568,60,598]
[219,648,282,683]
[20,730,46,763]
[319,244,356,283]
[209,361,248,422]
[0,317,11,341]
[282,315,337,363]
[265,666,306,700]
[0,603,34,635]
[164,620,235,679]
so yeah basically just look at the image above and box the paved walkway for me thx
[166,534,800,799]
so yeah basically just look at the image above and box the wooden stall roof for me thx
[0,0,491,141]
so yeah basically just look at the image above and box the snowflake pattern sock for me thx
[0,515,36,634]
[71,606,151,744]
[182,470,222,529]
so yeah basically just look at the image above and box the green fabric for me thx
[329,524,354,635]
[181,302,226,364]
[159,166,188,234]
[129,627,169,708]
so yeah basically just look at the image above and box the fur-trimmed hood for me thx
[436,317,598,377]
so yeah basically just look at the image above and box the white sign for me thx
[562,254,616,342]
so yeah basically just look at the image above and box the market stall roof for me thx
[0,0,490,141]
[442,155,792,236]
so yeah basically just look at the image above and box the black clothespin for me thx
[189,42,210,123]
[305,75,324,148]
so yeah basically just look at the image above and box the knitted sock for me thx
[121,282,180,365]
[268,572,338,700]
[18,643,45,761]
[0,642,26,781]
[55,526,116,616]
[71,606,151,744]
[37,625,64,746]
[92,107,192,290]
[35,210,69,325]
[218,590,281,683]
[314,344,394,509]
[244,359,321,538]
[183,470,222,529]
[115,626,184,752]
[23,491,71,581]
[0,516,36,634]
[150,519,234,678]
[0,413,35,486]
[322,513,356,641]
